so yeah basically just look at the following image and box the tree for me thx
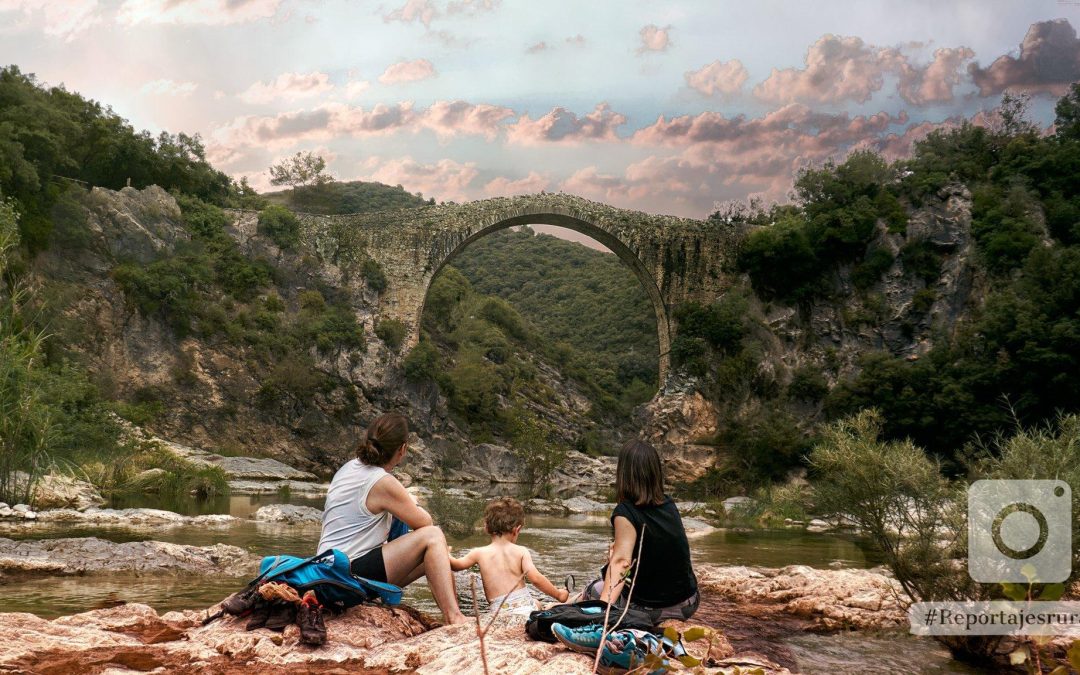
[1053,82,1080,141]
[269,151,333,189]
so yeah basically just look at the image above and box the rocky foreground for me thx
[0,562,908,674]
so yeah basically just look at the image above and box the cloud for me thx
[526,41,548,54]
[754,34,898,104]
[969,19,1080,97]
[383,0,437,26]
[117,0,283,25]
[894,46,975,105]
[358,156,477,202]
[378,58,437,84]
[343,80,371,99]
[636,24,672,54]
[553,105,928,217]
[141,79,198,96]
[239,72,333,104]
[483,171,550,197]
[420,100,514,140]
[382,0,497,25]
[565,34,586,47]
[506,103,627,145]
[685,59,748,97]
[0,0,100,39]
[211,99,513,156]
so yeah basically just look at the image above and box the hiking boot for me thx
[246,599,271,630]
[264,600,298,632]
[552,622,604,654]
[221,586,259,615]
[298,591,327,646]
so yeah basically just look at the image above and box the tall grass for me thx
[0,198,54,504]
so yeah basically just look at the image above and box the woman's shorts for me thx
[581,578,700,622]
[350,546,387,583]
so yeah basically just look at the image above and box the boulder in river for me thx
[0,537,258,578]
[253,504,323,525]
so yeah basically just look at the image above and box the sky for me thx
[2,0,1080,220]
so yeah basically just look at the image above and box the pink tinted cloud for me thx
[1,0,100,38]
[211,100,512,159]
[969,19,1080,97]
[636,24,672,54]
[894,47,975,105]
[685,59,748,97]
[483,172,550,197]
[239,72,333,104]
[562,105,931,217]
[359,157,478,202]
[526,41,548,54]
[754,34,895,104]
[506,103,627,145]
[378,59,437,85]
[420,100,514,140]
[383,0,437,26]
[117,0,283,25]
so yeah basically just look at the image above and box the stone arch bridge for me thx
[293,193,742,383]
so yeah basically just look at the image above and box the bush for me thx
[375,318,408,352]
[362,259,388,293]
[176,194,231,240]
[850,247,894,290]
[788,365,829,401]
[257,205,301,249]
[403,340,440,382]
[809,411,1080,664]
[505,405,566,494]
[426,482,484,538]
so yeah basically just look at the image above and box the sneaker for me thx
[552,622,605,654]
[264,600,298,632]
[298,591,327,646]
[597,630,669,674]
[221,586,259,615]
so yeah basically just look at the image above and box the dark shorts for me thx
[350,546,387,583]
[582,578,700,622]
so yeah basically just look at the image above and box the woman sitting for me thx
[583,439,699,622]
[318,412,468,625]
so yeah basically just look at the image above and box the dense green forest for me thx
[679,89,1080,489]
[451,228,659,395]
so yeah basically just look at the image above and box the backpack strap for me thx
[255,549,337,586]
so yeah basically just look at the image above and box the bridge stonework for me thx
[296,193,743,383]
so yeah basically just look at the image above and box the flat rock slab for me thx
[0,537,258,578]
[161,440,318,482]
[33,507,237,528]
[229,479,330,496]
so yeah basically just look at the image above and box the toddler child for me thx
[450,496,569,615]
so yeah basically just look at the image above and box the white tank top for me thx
[317,459,393,559]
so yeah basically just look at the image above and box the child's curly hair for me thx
[484,497,525,536]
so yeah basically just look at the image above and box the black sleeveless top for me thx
[606,496,697,607]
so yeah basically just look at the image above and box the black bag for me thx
[525,600,657,642]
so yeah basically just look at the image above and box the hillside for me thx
[262,181,432,215]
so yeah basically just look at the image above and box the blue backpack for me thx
[254,549,403,611]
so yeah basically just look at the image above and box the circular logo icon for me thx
[991,502,1049,560]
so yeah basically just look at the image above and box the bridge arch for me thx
[414,210,672,384]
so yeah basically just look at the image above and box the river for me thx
[0,492,981,674]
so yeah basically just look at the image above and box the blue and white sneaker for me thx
[551,622,605,654]
[598,629,670,674]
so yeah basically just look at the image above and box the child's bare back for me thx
[449,497,568,605]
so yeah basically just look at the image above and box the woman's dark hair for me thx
[358,413,409,466]
[615,439,665,506]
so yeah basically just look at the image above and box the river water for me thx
[0,492,980,674]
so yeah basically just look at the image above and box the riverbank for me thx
[0,562,909,674]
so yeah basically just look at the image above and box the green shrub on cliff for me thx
[257,205,301,250]
[375,318,407,352]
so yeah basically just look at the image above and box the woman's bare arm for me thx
[599,516,636,603]
[366,475,434,530]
